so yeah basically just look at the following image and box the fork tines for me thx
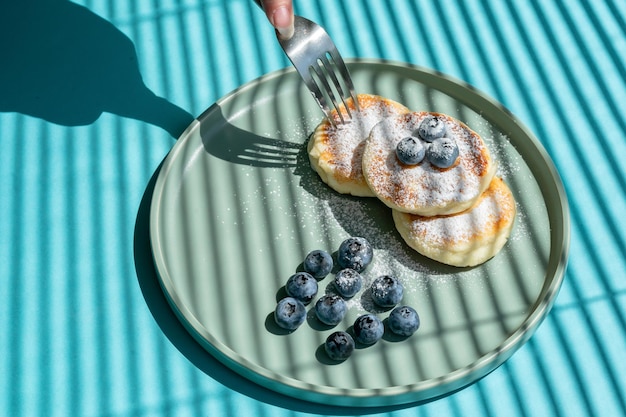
[275,14,359,127]
[308,49,359,127]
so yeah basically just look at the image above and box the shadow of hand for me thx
[0,0,194,138]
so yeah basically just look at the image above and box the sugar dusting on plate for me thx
[242,113,532,314]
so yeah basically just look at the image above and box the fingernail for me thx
[273,7,294,39]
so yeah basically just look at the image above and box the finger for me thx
[260,0,294,39]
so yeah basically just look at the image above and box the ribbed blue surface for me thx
[1,0,624,416]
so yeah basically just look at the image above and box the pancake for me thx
[308,94,409,197]
[362,111,496,216]
[392,177,516,267]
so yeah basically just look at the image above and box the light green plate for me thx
[150,60,569,407]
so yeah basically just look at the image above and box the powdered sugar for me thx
[295,179,438,305]
[363,112,493,214]
[322,96,408,179]
[407,181,512,246]
[272,109,523,312]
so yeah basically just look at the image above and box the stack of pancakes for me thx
[308,94,516,267]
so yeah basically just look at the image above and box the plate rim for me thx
[149,58,571,406]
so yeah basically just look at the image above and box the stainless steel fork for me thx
[255,2,359,126]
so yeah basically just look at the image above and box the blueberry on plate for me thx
[388,305,420,337]
[303,249,333,279]
[285,272,318,305]
[396,136,425,165]
[370,275,404,308]
[333,268,363,298]
[337,237,373,272]
[274,297,307,331]
[314,294,347,326]
[324,331,355,361]
[417,114,447,142]
[426,137,459,169]
[353,314,384,345]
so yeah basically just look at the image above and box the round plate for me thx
[150,60,570,407]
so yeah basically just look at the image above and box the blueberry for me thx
[274,297,307,330]
[333,268,363,298]
[396,136,425,165]
[388,305,420,337]
[285,272,318,305]
[353,314,384,345]
[314,294,347,326]
[324,331,355,361]
[426,137,459,169]
[337,237,373,273]
[303,249,333,279]
[370,275,404,308]
[417,114,447,142]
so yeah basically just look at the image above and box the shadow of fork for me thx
[200,105,302,168]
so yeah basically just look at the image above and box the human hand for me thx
[258,0,294,40]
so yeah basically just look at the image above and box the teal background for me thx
[1,1,624,416]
